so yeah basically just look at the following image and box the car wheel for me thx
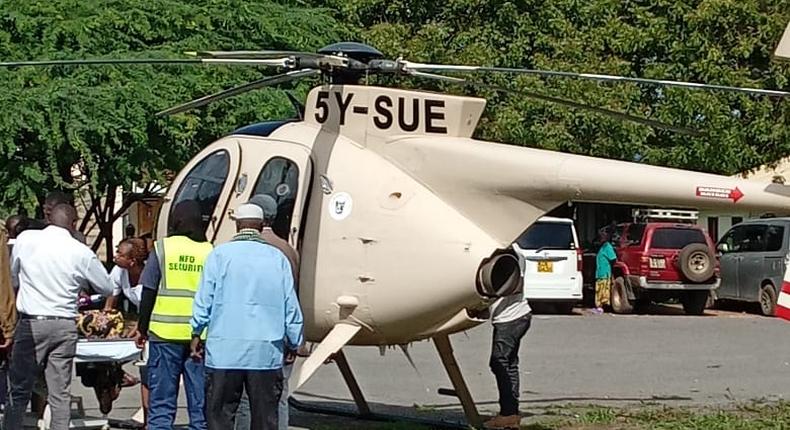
[682,291,709,315]
[678,243,716,283]
[759,284,777,317]
[610,276,633,314]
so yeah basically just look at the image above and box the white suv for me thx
[513,217,583,313]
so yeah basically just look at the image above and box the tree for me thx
[0,0,348,257]
[3,0,789,258]
[312,0,790,175]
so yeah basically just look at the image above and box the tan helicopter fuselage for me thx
[158,84,790,347]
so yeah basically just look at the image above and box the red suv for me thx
[610,222,719,315]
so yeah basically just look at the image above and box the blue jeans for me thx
[234,363,291,430]
[148,341,207,430]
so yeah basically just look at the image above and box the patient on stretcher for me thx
[75,296,140,415]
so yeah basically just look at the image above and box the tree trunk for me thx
[90,193,107,253]
[78,198,99,234]
[87,185,145,263]
[104,185,117,264]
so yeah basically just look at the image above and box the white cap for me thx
[231,203,264,221]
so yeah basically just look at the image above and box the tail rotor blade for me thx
[156,69,318,117]
[411,71,703,137]
[404,61,790,98]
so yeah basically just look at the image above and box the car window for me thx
[719,224,768,253]
[516,222,575,250]
[611,224,625,243]
[650,228,707,249]
[765,226,784,252]
[626,224,646,246]
[170,150,230,232]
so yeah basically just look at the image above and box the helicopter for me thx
[2,32,790,428]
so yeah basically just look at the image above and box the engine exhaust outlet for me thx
[476,250,523,298]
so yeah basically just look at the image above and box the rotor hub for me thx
[317,42,384,64]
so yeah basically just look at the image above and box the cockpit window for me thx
[171,150,230,232]
[251,157,299,240]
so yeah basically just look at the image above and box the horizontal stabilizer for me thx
[764,183,790,198]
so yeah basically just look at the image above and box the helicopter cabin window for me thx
[170,150,230,232]
[251,157,299,240]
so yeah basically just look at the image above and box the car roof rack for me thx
[632,208,699,223]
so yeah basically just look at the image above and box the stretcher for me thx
[33,339,145,430]
[75,339,140,364]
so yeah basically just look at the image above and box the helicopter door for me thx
[234,141,312,249]
[157,140,241,243]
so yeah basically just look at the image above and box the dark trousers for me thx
[489,313,532,416]
[206,368,283,430]
[0,349,8,407]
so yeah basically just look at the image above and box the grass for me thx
[533,401,790,429]
[303,401,790,429]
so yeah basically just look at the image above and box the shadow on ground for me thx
[532,301,771,318]
[284,392,700,430]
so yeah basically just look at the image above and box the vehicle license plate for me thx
[649,258,666,269]
[537,261,553,273]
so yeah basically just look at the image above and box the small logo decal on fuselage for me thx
[329,192,353,220]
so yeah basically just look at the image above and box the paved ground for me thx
[64,304,790,428]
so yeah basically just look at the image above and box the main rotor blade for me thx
[156,69,318,117]
[411,71,703,136]
[189,52,355,70]
[187,50,323,59]
[0,57,292,68]
[0,58,200,67]
[403,61,790,98]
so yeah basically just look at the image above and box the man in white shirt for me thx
[3,204,114,430]
[485,290,532,429]
[43,191,86,243]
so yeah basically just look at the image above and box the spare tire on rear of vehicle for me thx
[678,243,715,283]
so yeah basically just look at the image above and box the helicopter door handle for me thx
[210,215,219,232]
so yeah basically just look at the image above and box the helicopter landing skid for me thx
[433,333,484,428]
[290,335,483,429]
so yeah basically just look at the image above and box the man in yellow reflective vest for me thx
[134,200,212,430]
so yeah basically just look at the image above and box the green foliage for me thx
[315,0,790,175]
[1,0,789,221]
[0,0,349,216]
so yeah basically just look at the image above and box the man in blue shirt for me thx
[190,203,303,430]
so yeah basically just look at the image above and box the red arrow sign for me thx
[729,187,744,203]
[696,186,744,203]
